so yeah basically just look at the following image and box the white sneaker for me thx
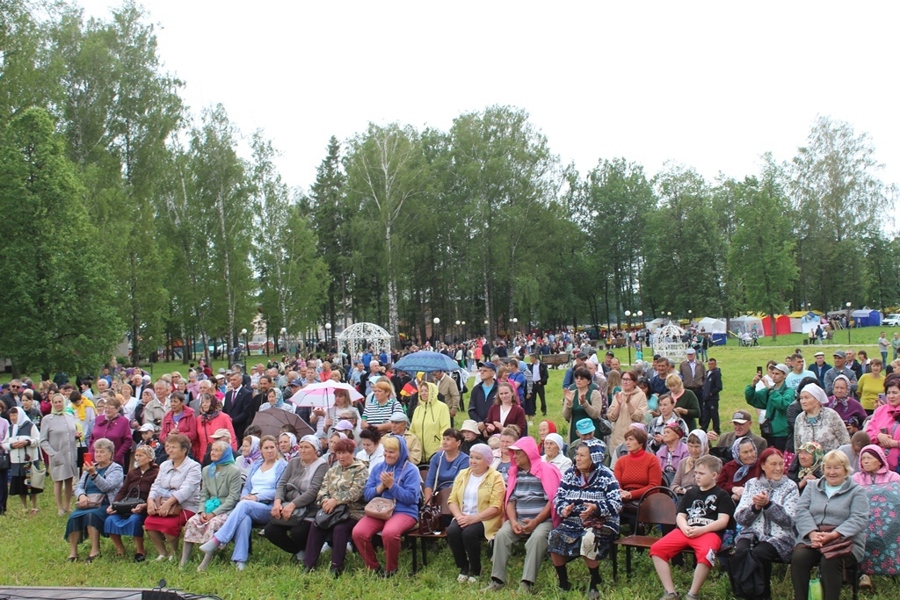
[322,543,332,553]
[234,561,246,571]
[295,550,305,562]
[458,574,469,583]
[346,542,353,553]
[467,577,478,584]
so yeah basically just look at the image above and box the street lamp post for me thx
[624,310,632,365]
[280,327,287,355]
[240,328,248,360]
[455,320,461,343]
[325,322,332,351]
[461,321,466,341]
[846,302,852,344]
[636,310,644,354]
[511,317,518,340]
[433,317,440,345]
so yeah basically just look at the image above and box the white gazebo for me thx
[650,322,690,364]
[336,322,392,359]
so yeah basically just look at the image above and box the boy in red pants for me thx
[650,455,734,600]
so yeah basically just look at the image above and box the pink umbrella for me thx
[290,381,363,408]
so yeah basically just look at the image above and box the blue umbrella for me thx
[393,350,460,373]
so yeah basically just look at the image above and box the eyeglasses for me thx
[621,377,633,382]
[10,385,21,389]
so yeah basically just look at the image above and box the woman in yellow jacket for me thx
[409,381,451,462]
[857,358,886,412]
[446,443,506,583]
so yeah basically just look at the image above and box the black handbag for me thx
[0,452,10,471]
[314,503,350,529]
[270,504,310,528]
[419,499,443,534]
[111,486,143,517]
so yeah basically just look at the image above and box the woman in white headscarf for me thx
[794,383,850,454]
[670,429,709,496]
[2,407,43,513]
[541,432,573,474]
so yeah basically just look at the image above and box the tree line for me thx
[1,1,896,375]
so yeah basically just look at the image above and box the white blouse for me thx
[462,472,486,515]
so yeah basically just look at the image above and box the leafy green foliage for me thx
[727,169,799,338]
[0,107,122,373]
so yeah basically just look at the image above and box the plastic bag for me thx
[808,569,822,600]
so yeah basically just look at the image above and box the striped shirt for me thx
[509,470,547,520]
[362,396,402,426]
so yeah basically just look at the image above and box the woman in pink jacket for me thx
[89,397,133,468]
[864,375,900,471]
[851,444,900,486]
[159,392,199,459]
[195,393,237,464]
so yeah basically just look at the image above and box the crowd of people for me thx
[0,338,897,600]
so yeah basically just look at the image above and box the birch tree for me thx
[187,104,254,352]
[345,123,424,340]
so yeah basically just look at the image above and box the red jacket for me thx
[716,459,760,494]
[160,406,199,458]
[196,412,238,462]
[485,403,528,437]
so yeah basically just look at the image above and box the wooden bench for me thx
[403,488,452,573]
[542,353,571,368]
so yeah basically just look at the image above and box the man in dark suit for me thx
[223,372,253,440]
[700,358,723,434]
[250,376,273,414]
[810,351,831,387]
[525,353,549,418]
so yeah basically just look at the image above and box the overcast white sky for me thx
[79,1,900,198]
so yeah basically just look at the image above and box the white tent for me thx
[696,317,726,334]
[730,315,763,336]
[647,317,668,331]
[791,312,822,334]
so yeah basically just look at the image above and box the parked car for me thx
[884,314,900,326]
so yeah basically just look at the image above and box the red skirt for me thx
[144,509,194,538]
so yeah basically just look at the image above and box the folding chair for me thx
[612,486,678,581]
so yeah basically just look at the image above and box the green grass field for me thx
[1,330,898,598]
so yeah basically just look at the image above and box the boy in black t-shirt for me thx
[649,455,734,600]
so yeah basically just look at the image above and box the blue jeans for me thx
[213,500,272,563]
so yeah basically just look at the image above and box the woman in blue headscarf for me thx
[180,440,242,569]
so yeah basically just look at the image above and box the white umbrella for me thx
[290,381,363,408]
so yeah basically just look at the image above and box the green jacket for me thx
[744,383,794,437]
